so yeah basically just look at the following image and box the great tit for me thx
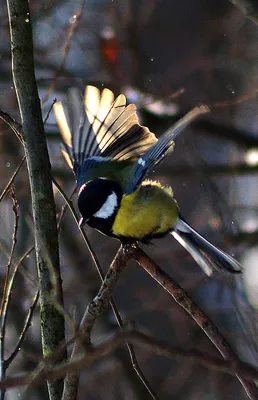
[54,85,241,277]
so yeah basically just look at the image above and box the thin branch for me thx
[42,0,86,104]
[0,186,19,400]
[62,245,132,400]
[229,0,258,24]
[0,330,258,391]
[0,187,19,323]
[167,163,258,177]
[132,246,258,400]
[5,290,39,368]
[0,109,24,144]
[0,156,26,204]
[43,98,57,124]
[2,79,255,399]
[52,163,258,182]
[53,179,157,400]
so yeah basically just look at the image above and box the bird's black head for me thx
[78,178,123,234]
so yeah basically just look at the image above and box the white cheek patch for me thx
[93,192,118,219]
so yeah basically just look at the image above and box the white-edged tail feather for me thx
[171,219,242,277]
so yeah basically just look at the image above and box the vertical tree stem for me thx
[6,1,66,399]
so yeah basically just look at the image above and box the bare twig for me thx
[132,246,258,400]
[62,245,132,400]
[0,109,24,144]
[53,179,157,400]
[229,0,258,24]
[0,156,26,204]
[0,187,19,400]
[42,0,86,104]
[0,95,54,207]
[2,68,254,399]
[44,98,57,124]
[5,290,39,368]
[0,330,258,391]
[0,72,156,400]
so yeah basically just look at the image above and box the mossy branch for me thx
[6,1,66,398]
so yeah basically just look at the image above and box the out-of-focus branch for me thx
[0,156,26,203]
[5,290,39,368]
[52,162,258,181]
[0,330,258,391]
[132,246,258,400]
[2,76,256,398]
[0,187,19,400]
[0,107,155,400]
[6,1,66,398]
[167,163,258,177]
[59,243,258,400]
[62,245,133,400]
[229,0,258,24]
[53,179,157,399]
[42,0,86,104]
[196,119,258,148]
[0,109,24,144]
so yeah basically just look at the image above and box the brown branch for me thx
[195,119,258,148]
[167,163,258,177]
[229,0,258,24]
[5,290,39,368]
[0,330,258,391]
[0,187,19,327]
[0,186,19,399]
[53,179,157,400]
[0,109,24,144]
[62,245,133,400]
[2,77,256,399]
[43,98,57,124]
[42,0,86,104]
[0,109,153,400]
[52,162,258,183]
[132,246,258,400]
[211,87,258,108]
[0,156,26,203]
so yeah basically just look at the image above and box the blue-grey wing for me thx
[124,105,209,194]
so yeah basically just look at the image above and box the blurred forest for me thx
[1,0,258,399]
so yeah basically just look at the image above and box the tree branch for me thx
[132,246,258,400]
[0,187,19,400]
[6,1,66,398]
[62,245,132,400]
[0,331,258,391]
[229,0,258,24]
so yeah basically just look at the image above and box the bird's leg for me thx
[121,239,138,255]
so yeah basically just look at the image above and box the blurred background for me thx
[1,0,258,398]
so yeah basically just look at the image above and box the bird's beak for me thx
[79,217,87,227]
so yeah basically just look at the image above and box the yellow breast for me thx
[112,181,179,239]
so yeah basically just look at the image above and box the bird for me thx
[54,85,242,277]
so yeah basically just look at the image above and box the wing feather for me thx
[54,85,157,182]
[124,105,209,194]
[54,102,73,163]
